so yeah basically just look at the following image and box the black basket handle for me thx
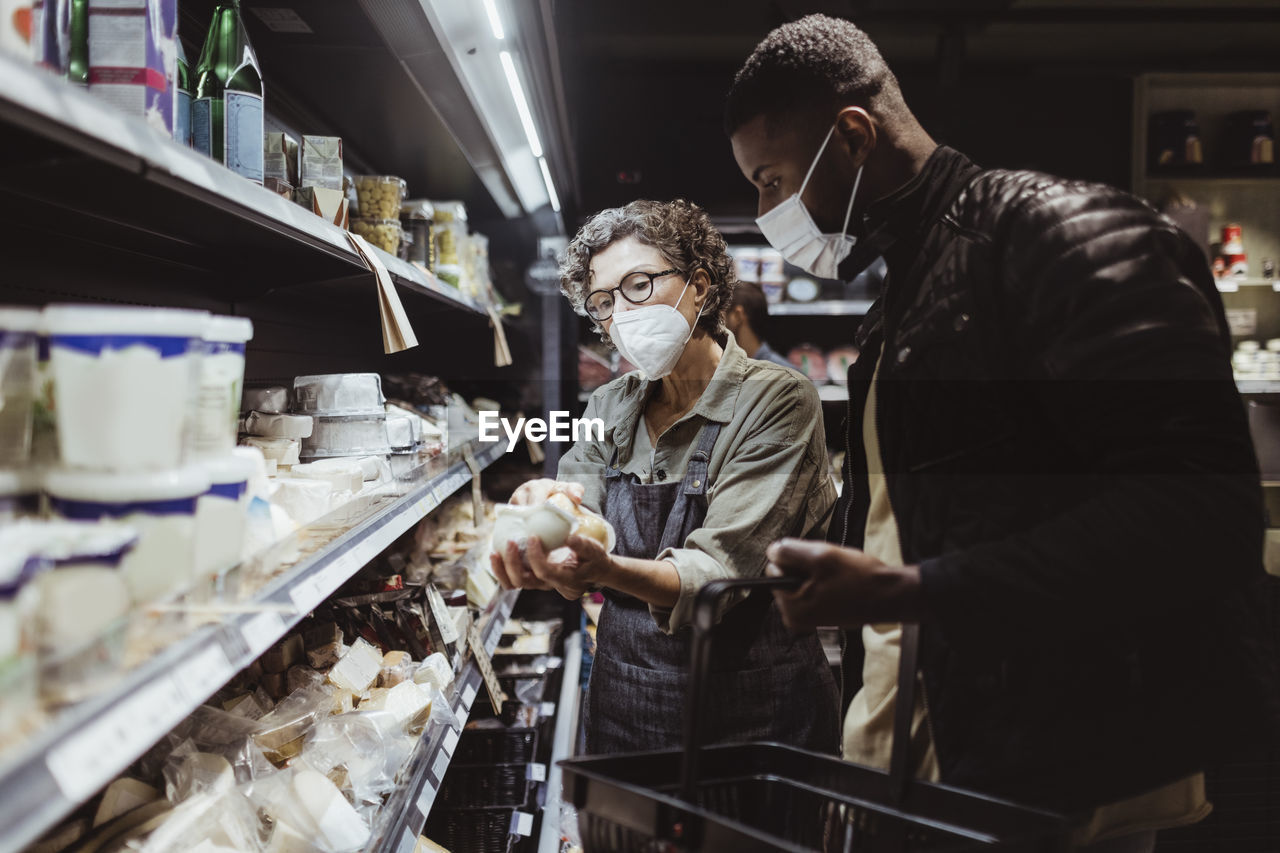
[680,575,801,802]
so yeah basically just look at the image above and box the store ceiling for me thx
[550,0,1280,224]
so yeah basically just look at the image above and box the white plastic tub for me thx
[44,305,209,470]
[196,453,256,580]
[292,373,385,415]
[44,466,209,604]
[0,468,40,522]
[192,315,253,458]
[303,413,391,457]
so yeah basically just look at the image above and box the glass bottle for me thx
[192,0,263,183]
[66,0,88,85]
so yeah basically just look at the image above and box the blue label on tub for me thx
[0,330,36,350]
[203,341,247,357]
[52,494,199,519]
[52,334,194,358]
[208,481,248,500]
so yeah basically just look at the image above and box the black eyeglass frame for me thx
[584,268,683,321]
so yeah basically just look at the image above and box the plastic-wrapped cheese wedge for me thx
[290,458,364,493]
[361,681,432,731]
[291,769,372,851]
[93,778,159,827]
[327,638,382,693]
[242,436,301,466]
[466,565,500,609]
[412,652,454,692]
[241,411,314,440]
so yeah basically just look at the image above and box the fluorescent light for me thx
[538,156,561,212]
[499,50,542,158]
[481,0,504,40]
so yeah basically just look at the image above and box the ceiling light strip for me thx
[538,156,561,212]
[481,0,505,40]
[499,50,543,159]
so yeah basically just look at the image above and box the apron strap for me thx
[656,421,723,552]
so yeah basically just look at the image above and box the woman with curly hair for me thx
[491,199,840,754]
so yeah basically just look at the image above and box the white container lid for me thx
[201,453,257,486]
[45,465,211,503]
[0,307,41,333]
[204,314,254,344]
[0,468,39,497]
[232,445,267,478]
[43,304,210,338]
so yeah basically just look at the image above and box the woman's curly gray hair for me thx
[560,199,737,348]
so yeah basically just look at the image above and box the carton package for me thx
[294,186,348,229]
[264,132,298,184]
[299,136,342,191]
[87,0,177,135]
[0,0,33,60]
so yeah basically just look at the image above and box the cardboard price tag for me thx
[469,622,507,711]
[348,232,418,354]
[462,445,483,523]
[426,584,459,646]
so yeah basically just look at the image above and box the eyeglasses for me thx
[585,269,681,321]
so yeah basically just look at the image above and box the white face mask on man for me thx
[755,121,863,280]
[610,277,703,380]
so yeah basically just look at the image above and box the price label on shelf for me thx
[470,622,507,711]
[174,645,234,705]
[443,727,459,757]
[431,748,450,784]
[463,446,483,522]
[415,784,437,819]
[462,682,477,708]
[240,611,285,658]
[47,667,194,802]
[527,763,547,783]
[511,812,535,837]
[540,702,556,718]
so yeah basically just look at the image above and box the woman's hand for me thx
[510,478,584,507]
[490,541,552,592]
[525,535,612,601]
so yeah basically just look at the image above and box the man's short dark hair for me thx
[725,14,906,137]
[731,281,770,339]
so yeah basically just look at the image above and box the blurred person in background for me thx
[725,280,794,369]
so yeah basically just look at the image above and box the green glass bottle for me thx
[66,0,89,86]
[175,38,192,146]
[192,0,263,182]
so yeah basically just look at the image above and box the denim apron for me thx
[583,421,840,754]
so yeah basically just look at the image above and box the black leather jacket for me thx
[835,147,1268,814]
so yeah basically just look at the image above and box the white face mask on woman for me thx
[755,121,863,280]
[610,278,703,380]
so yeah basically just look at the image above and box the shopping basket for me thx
[559,576,1072,851]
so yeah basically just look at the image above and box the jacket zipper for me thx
[875,338,940,774]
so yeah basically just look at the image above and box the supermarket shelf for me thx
[768,300,876,316]
[0,440,506,853]
[1217,277,1279,293]
[1238,380,1280,395]
[367,589,520,853]
[537,630,584,853]
[0,51,482,317]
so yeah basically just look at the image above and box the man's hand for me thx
[526,535,612,601]
[510,478,585,507]
[765,538,927,632]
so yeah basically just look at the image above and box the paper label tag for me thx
[540,702,556,718]
[511,812,534,837]
[443,726,459,757]
[463,446,483,523]
[527,763,547,782]
[426,585,459,646]
[463,681,477,708]
[1228,308,1258,337]
[416,783,437,816]
[469,622,507,710]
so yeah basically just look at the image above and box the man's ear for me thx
[835,106,876,169]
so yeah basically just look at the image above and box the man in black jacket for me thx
[727,14,1271,851]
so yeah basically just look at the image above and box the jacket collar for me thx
[608,332,744,455]
[864,145,979,244]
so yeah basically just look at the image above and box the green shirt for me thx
[558,334,837,633]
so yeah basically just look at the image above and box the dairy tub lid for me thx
[44,465,212,503]
[204,314,254,344]
[0,307,41,333]
[0,520,139,593]
[44,304,210,339]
